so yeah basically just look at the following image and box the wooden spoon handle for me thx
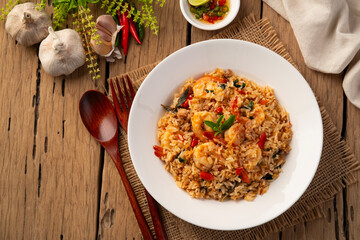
[111,154,154,240]
[145,190,168,240]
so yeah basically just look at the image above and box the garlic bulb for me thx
[90,15,122,62]
[39,27,86,77]
[5,2,51,46]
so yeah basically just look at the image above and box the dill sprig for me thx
[73,6,101,80]
[0,0,20,21]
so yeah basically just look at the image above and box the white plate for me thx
[179,0,240,31]
[128,39,323,230]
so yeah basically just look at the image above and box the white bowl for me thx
[179,0,240,30]
[128,39,323,230]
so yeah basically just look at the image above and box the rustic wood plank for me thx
[0,1,103,239]
[345,101,360,240]
[262,2,346,240]
[98,1,188,239]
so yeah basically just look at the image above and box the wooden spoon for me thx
[79,90,153,240]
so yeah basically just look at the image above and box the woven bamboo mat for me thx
[109,16,359,239]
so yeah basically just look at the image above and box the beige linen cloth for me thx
[264,0,360,108]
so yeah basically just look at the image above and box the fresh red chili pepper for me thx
[199,172,214,181]
[153,145,165,159]
[231,96,242,122]
[289,121,292,126]
[236,167,250,184]
[203,14,209,21]
[258,132,266,149]
[218,0,226,6]
[203,131,215,140]
[215,107,223,114]
[129,17,142,44]
[177,133,185,142]
[238,90,246,95]
[118,10,129,57]
[181,95,192,108]
[260,99,269,105]
[191,136,198,147]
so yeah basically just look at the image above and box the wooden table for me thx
[1,1,359,239]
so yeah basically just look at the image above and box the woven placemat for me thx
[110,16,359,240]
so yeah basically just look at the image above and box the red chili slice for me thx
[258,132,266,149]
[199,172,214,181]
[191,136,198,147]
[215,107,223,114]
[236,167,250,184]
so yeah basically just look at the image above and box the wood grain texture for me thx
[262,2,347,240]
[97,1,188,239]
[346,101,360,240]
[0,1,103,239]
[0,0,358,239]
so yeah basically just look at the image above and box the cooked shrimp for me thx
[224,123,245,146]
[193,142,218,171]
[252,106,265,126]
[191,111,217,141]
[193,76,227,99]
[245,106,265,140]
[243,144,262,171]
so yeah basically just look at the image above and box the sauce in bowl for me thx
[189,0,229,24]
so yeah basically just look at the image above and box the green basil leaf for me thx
[220,115,235,131]
[248,100,254,111]
[205,89,209,93]
[204,120,218,130]
[175,87,189,109]
[216,115,224,125]
[178,157,185,163]
[241,83,246,89]
[233,79,242,88]
[220,84,226,89]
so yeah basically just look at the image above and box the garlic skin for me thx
[39,27,85,77]
[5,2,51,46]
[90,15,122,62]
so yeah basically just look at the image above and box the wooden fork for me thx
[110,75,168,240]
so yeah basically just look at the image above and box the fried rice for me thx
[154,68,293,201]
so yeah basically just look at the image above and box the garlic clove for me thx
[90,39,113,56]
[90,15,122,59]
[5,2,51,46]
[39,27,86,77]
[97,15,117,34]
[96,24,113,42]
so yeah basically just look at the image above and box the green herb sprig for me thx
[242,100,254,111]
[204,114,235,136]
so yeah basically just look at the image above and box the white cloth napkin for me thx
[264,0,360,108]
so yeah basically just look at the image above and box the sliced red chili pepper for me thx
[153,145,165,159]
[258,132,266,149]
[191,136,198,147]
[236,167,250,184]
[238,90,246,95]
[260,99,269,105]
[218,0,226,6]
[235,167,243,176]
[199,172,214,181]
[203,131,214,140]
[231,96,242,122]
[215,107,223,114]
[177,133,185,142]
[289,121,292,126]
[181,95,192,108]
